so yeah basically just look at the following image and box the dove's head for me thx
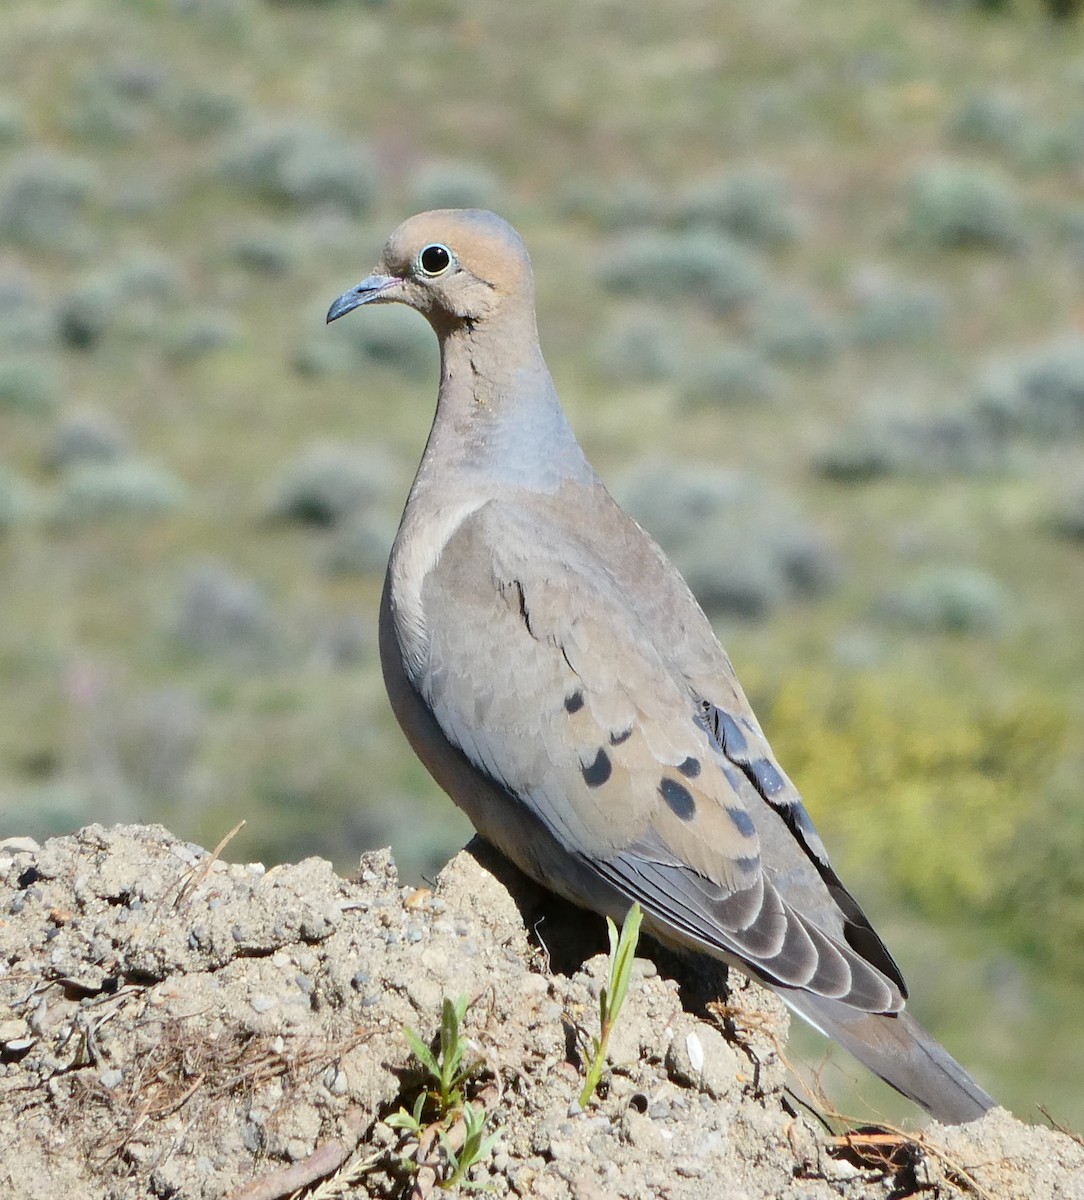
[326,209,535,332]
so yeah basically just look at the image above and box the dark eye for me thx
[418,243,453,276]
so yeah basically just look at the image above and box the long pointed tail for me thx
[783,991,997,1125]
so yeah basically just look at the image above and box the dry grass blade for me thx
[173,819,247,909]
[79,1015,373,1168]
[1038,1104,1084,1146]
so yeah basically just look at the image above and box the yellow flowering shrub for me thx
[755,670,1075,971]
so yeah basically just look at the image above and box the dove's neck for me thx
[416,312,596,496]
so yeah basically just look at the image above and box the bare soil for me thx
[1,825,1081,1199]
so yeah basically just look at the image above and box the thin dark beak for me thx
[326,274,401,323]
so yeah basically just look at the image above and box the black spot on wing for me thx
[726,805,757,840]
[582,748,612,788]
[610,727,633,746]
[564,690,584,714]
[678,755,701,778]
[659,777,696,820]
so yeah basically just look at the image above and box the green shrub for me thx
[0,268,50,351]
[848,278,945,346]
[675,171,795,247]
[592,312,682,383]
[599,231,763,313]
[0,359,58,413]
[905,164,1024,250]
[322,511,398,576]
[0,468,35,531]
[974,337,1084,439]
[755,294,840,366]
[1052,479,1084,540]
[50,461,185,524]
[557,177,665,230]
[408,161,504,212]
[761,671,1067,945]
[0,152,98,253]
[43,409,131,472]
[165,311,240,363]
[231,228,296,276]
[55,255,184,351]
[948,91,1030,154]
[679,347,778,408]
[265,442,401,527]
[56,279,119,351]
[349,305,436,381]
[816,410,1006,481]
[169,85,242,136]
[219,120,376,213]
[170,561,276,661]
[876,565,1008,635]
[617,462,837,618]
[0,100,26,144]
[62,65,158,145]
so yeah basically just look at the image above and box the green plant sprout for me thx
[385,1090,428,1138]
[386,994,502,1191]
[437,1101,501,1191]
[579,902,643,1108]
[402,994,481,1115]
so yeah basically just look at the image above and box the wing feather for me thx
[402,500,902,1013]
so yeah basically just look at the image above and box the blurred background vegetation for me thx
[2,0,1083,1126]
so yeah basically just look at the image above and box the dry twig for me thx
[224,1106,372,1200]
[173,819,247,909]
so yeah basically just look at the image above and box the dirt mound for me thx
[1,825,1081,1199]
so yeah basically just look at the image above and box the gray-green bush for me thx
[617,462,837,618]
[975,337,1084,439]
[43,409,132,473]
[0,359,57,413]
[679,347,777,408]
[219,121,376,213]
[675,171,795,247]
[592,312,682,384]
[408,161,504,212]
[905,164,1023,250]
[817,410,1006,482]
[50,461,185,525]
[877,566,1008,635]
[264,442,401,528]
[0,152,99,253]
[599,231,763,313]
[755,294,839,366]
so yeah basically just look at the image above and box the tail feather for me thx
[783,991,996,1125]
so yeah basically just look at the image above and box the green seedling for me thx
[386,995,502,1192]
[578,902,643,1109]
[385,1090,428,1138]
[437,1101,501,1191]
[401,993,481,1115]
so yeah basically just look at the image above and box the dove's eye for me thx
[418,243,453,277]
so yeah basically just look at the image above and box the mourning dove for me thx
[326,209,996,1124]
